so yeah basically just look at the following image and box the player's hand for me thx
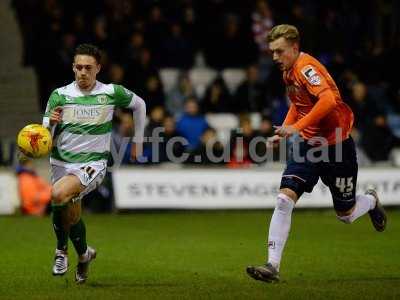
[274,125,298,137]
[49,107,63,125]
[130,143,143,162]
[266,134,283,148]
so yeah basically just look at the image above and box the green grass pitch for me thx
[0,210,399,299]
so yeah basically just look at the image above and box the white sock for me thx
[337,194,376,224]
[267,193,295,271]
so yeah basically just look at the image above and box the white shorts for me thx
[51,161,107,201]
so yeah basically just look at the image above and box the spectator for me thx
[125,48,160,96]
[160,22,195,68]
[252,0,275,81]
[176,98,209,151]
[16,157,51,216]
[387,89,400,138]
[186,128,225,165]
[143,106,165,163]
[158,115,185,163]
[107,63,126,85]
[71,12,91,45]
[254,115,279,162]
[234,65,267,113]
[145,5,168,66]
[166,72,197,116]
[361,115,400,162]
[55,33,77,85]
[141,75,165,113]
[181,4,200,54]
[90,16,110,56]
[202,76,232,113]
[206,14,257,69]
[347,82,382,133]
[145,106,165,139]
[228,116,256,168]
[252,0,274,54]
[123,31,145,67]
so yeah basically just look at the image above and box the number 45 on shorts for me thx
[336,177,354,197]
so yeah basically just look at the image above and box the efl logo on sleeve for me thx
[301,65,321,86]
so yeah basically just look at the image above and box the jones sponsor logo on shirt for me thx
[73,107,101,119]
[301,65,321,86]
[62,105,110,124]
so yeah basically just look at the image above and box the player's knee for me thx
[276,193,296,213]
[51,187,69,204]
[279,188,299,203]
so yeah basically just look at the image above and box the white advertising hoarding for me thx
[113,168,400,209]
[0,172,18,214]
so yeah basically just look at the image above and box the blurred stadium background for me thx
[0,1,399,299]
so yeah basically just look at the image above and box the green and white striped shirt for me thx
[43,81,146,167]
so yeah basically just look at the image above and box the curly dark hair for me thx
[74,43,101,63]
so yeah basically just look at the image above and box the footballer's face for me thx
[73,55,101,91]
[269,37,299,71]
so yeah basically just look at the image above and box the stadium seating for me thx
[222,68,246,94]
[159,68,181,94]
[205,113,239,144]
[189,68,218,98]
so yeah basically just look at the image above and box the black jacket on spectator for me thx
[234,81,266,113]
[361,116,400,161]
[202,77,233,113]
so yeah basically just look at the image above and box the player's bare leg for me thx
[247,188,298,282]
[51,175,84,276]
[336,189,386,231]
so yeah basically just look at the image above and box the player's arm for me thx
[282,104,297,126]
[291,89,337,131]
[113,85,147,161]
[268,104,298,146]
[127,94,146,161]
[42,90,63,130]
[275,65,337,137]
[292,64,337,131]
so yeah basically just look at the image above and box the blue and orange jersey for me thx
[282,52,354,145]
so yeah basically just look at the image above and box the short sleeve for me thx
[297,64,330,97]
[114,84,134,108]
[43,90,63,118]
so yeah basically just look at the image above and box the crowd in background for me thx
[9,0,400,166]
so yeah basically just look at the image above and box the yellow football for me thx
[17,124,52,158]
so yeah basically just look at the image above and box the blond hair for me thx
[267,24,300,44]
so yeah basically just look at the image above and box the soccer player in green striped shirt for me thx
[42,44,146,283]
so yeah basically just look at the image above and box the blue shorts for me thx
[280,137,358,212]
